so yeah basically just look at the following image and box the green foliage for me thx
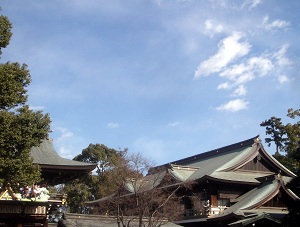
[74,143,126,176]
[0,15,12,54]
[260,108,300,173]
[0,13,51,191]
[63,177,95,213]
[260,116,287,153]
[0,62,31,109]
[64,144,128,212]
[261,108,300,226]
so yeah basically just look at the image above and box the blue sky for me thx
[1,0,299,165]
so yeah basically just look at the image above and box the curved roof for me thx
[149,136,296,185]
[30,139,96,185]
[31,139,94,167]
[210,176,299,220]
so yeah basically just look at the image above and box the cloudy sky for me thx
[1,0,299,165]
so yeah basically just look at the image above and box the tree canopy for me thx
[260,108,300,227]
[62,144,128,212]
[260,108,300,174]
[0,13,51,191]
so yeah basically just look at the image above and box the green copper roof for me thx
[31,139,96,167]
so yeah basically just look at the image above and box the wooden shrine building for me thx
[87,135,299,227]
[0,138,96,227]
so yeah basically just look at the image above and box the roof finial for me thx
[254,137,261,143]
[277,170,282,179]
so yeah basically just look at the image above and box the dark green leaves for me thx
[0,62,31,110]
[0,13,51,190]
[0,15,12,54]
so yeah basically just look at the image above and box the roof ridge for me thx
[171,135,259,166]
[149,135,259,173]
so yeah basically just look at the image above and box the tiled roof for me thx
[30,139,96,168]
[149,136,295,184]
[212,176,295,219]
[208,171,274,184]
[228,212,281,226]
[168,165,199,181]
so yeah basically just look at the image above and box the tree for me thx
[96,153,194,227]
[63,176,95,213]
[62,144,128,212]
[0,13,51,191]
[260,108,300,173]
[260,108,300,226]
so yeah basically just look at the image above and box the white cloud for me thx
[220,63,248,81]
[231,85,247,96]
[29,105,45,111]
[55,127,74,142]
[52,127,75,159]
[107,122,120,129]
[59,145,73,159]
[262,16,290,31]
[233,73,255,85]
[204,19,224,37]
[274,44,292,66]
[216,99,249,112]
[220,55,273,86]
[278,75,290,84]
[195,32,251,78]
[247,56,273,76]
[217,82,230,90]
[242,0,262,9]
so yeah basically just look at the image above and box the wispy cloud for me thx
[261,15,290,31]
[217,82,230,90]
[220,55,273,86]
[53,127,75,159]
[107,122,120,129]
[274,44,292,66]
[29,105,45,111]
[231,85,247,97]
[278,75,290,84]
[168,121,180,127]
[55,127,74,142]
[194,32,251,78]
[216,99,249,112]
[204,19,224,38]
[204,41,291,112]
[242,0,262,9]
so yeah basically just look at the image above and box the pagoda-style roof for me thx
[30,139,96,185]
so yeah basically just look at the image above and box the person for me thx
[22,186,31,199]
[203,200,211,215]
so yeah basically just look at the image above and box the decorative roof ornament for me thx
[254,136,261,143]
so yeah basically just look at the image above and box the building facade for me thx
[88,136,299,227]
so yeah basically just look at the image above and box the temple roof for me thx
[208,175,299,221]
[30,139,96,185]
[149,135,296,185]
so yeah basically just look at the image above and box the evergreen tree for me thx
[261,108,300,226]
[260,108,300,174]
[0,13,51,191]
